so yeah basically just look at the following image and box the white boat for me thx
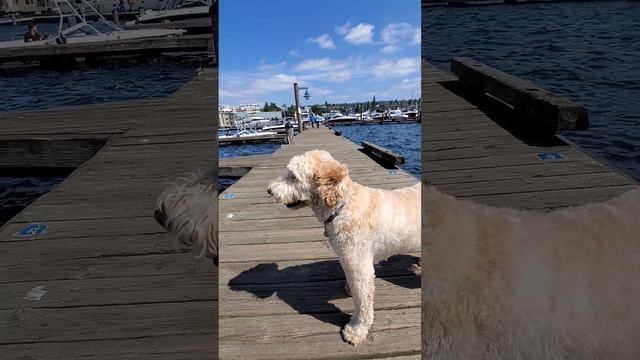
[355,111,373,121]
[0,16,34,25]
[403,109,419,118]
[219,121,277,140]
[219,128,277,140]
[125,0,210,26]
[325,111,357,124]
[261,122,299,132]
[0,0,184,49]
[389,109,409,121]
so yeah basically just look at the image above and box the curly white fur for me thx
[268,150,420,346]
[154,170,218,262]
[422,184,640,359]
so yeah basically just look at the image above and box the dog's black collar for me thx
[324,204,345,225]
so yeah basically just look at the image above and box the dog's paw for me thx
[341,323,370,346]
[409,262,421,275]
[344,282,351,297]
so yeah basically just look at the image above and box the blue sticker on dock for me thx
[388,170,398,176]
[222,193,236,200]
[537,152,564,161]
[15,223,48,238]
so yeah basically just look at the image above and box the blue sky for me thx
[219,0,420,107]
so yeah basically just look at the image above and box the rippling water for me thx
[0,177,64,226]
[334,123,421,178]
[424,1,640,180]
[219,143,280,159]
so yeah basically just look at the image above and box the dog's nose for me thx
[154,208,167,228]
[267,188,272,195]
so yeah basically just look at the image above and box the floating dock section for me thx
[0,67,218,359]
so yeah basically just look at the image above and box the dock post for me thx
[112,8,120,26]
[293,82,303,133]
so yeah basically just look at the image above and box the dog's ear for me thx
[315,160,348,208]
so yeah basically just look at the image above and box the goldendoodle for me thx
[422,184,640,359]
[154,170,218,265]
[268,149,420,345]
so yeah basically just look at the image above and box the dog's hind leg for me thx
[338,251,375,346]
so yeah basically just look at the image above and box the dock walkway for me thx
[218,127,421,359]
[421,61,636,208]
[0,68,217,359]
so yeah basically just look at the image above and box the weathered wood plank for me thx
[451,57,589,133]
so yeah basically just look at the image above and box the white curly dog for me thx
[423,184,640,359]
[268,149,420,346]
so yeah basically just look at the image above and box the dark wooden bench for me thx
[361,141,405,167]
[451,57,588,134]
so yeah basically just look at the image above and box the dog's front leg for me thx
[338,250,375,346]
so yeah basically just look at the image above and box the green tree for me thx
[371,96,376,111]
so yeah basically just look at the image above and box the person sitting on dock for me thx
[24,23,43,42]
[284,119,294,144]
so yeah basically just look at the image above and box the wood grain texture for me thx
[0,67,218,358]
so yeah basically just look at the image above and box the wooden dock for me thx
[0,34,211,64]
[218,127,421,359]
[0,67,217,359]
[421,61,636,209]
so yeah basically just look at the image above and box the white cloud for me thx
[379,78,421,98]
[294,57,355,82]
[372,57,420,78]
[250,74,299,95]
[380,45,400,54]
[313,88,333,96]
[307,34,336,49]
[289,49,299,57]
[258,60,287,71]
[379,23,421,52]
[336,22,374,45]
[413,28,421,44]
[299,70,352,83]
[295,58,348,72]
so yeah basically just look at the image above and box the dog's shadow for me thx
[228,255,420,327]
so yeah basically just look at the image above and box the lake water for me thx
[334,123,421,178]
[218,123,421,189]
[0,177,64,226]
[424,1,640,180]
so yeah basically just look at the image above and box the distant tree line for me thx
[262,102,281,112]
[308,96,421,114]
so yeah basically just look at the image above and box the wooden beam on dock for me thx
[0,67,218,359]
[218,127,420,359]
[451,57,588,134]
[361,140,405,167]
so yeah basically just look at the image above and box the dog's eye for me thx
[288,173,296,180]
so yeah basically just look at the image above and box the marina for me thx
[0,62,217,358]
